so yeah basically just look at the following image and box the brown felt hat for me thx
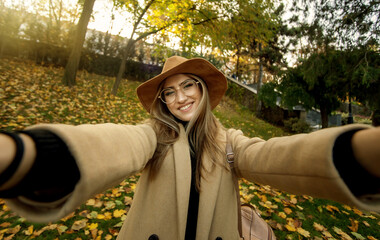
[137,56,227,112]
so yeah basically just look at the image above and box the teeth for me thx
[179,104,192,110]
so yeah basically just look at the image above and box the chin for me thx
[175,113,194,122]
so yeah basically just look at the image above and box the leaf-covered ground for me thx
[0,58,379,240]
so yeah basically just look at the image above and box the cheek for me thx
[195,88,203,101]
[166,103,176,114]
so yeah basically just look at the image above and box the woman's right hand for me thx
[0,133,36,190]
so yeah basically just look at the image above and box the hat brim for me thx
[137,58,227,112]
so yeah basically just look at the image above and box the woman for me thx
[0,56,379,240]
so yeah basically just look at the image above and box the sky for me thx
[87,0,133,38]
[3,0,133,37]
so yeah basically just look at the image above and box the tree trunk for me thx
[0,39,5,58]
[62,0,95,87]
[236,50,241,80]
[320,105,329,128]
[111,39,135,95]
[372,109,380,126]
[256,43,263,117]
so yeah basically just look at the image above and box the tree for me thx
[110,0,222,95]
[62,0,95,87]
[348,48,380,126]
[111,0,157,95]
[260,49,349,128]
[202,0,284,116]
[314,0,379,49]
[260,45,380,128]
[288,0,379,52]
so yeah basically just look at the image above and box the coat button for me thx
[148,234,159,240]
[216,237,222,240]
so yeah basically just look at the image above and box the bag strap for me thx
[226,132,243,238]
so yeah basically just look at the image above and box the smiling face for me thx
[162,74,202,122]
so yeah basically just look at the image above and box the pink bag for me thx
[226,134,276,240]
[240,204,276,240]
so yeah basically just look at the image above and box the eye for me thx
[163,89,175,97]
[182,80,195,89]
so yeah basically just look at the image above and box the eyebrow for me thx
[164,78,194,89]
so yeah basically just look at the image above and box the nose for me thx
[176,89,187,103]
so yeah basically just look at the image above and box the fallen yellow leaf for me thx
[57,225,68,235]
[7,225,21,234]
[2,204,9,211]
[24,225,33,235]
[72,219,88,231]
[348,218,359,232]
[104,212,113,220]
[111,188,121,197]
[91,228,98,238]
[105,234,113,240]
[333,226,353,240]
[362,221,370,227]
[86,199,96,206]
[124,196,133,205]
[0,222,10,228]
[343,205,352,211]
[284,224,296,232]
[290,196,297,204]
[353,208,363,216]
[88,223,98,230]
[322,230,333,238]
[113,209,127,218]
[313,222,326,232]
[284,207,292,215]
[326,205,340,213]
[296,227,310,238]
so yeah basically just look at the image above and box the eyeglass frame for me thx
[158,78,201,104]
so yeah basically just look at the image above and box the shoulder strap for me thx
[226,132,243,238]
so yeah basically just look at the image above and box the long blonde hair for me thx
[148,74,227,191]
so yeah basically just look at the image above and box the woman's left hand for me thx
[352,127,380,177]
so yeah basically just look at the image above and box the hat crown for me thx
[162,56,188,73]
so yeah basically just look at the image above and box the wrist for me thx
[0,129,79,201]
[0,134,17,173]
[333,129,380,196]
[0,133,36,191]
[351,127,380,177]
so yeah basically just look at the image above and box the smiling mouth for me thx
[179,103,192,111]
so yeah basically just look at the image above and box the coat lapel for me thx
[196,154,224,239]
[173,125,192,239]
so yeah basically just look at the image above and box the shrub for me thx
[284,118,311,133]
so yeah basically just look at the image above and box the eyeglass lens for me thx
[160,79,198,104]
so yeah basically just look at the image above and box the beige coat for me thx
[6,123,380,240]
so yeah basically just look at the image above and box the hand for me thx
[352,127,380,178]
[0,133,36,190]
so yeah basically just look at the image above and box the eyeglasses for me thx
[158,79,200,104]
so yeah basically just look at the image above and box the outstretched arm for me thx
[1,123,156,223]
[230,124,380,212]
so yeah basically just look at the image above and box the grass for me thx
[0,58,379,240]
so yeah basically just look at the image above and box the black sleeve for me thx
[333,130,380,197]
[0,129,80,202]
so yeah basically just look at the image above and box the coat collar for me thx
[173,124,225,238]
